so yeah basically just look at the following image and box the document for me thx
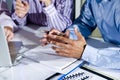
[23,44,77,71]
[0,63,55,80]
[58,65,114,80]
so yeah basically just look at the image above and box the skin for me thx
[15,0,52,18]
[15,0,30,18]
[4,26,14,41]
[40,0,52,7]
[40,28,86,59]
[40,29,61,46]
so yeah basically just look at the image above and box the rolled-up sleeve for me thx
[82,45,120,69]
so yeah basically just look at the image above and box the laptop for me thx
[0,26,22,67]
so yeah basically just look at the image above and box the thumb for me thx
[65,30,70,38]
[74,27,83,40]
[16,0,22,3]
[23,1,29,7]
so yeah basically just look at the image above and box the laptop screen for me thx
[0,26,12,67]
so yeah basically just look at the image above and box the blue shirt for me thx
[68,0,120,69]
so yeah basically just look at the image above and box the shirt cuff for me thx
[1,19,18,32]
[12,13,27,25]
[81,45,98,63]
[43,4,57,16]
[0,13,15,30]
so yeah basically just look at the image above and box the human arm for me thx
[0,13,16,41]
[82,45,120,69]
[42,0,73,31]
[52,35,120,69]
[49,28,120,69]
[11,0,29,26]
[67,0,97,39]
[0,1,17,41]
[50,28,86,59]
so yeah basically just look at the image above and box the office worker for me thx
[12,0,73,31]
[42,0,120,69]
[0,0,17,41]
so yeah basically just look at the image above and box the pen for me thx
[58,61,86,80]
[46,73,61,80]
[44,30,66,37]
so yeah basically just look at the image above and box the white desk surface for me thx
[0,25,120,80]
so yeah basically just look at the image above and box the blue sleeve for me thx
[67,0,97,39]
[82,45,120,69]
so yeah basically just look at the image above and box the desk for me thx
[0,25,120,80]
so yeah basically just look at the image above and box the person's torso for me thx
[22,0,66,26]
[91,0,120,44]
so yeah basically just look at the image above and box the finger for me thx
[52,41,69,48]
[22,1,29,7]
[15,6,26,11]
[43,33,47,37]
[16,1,24,7]
[4,29,9,37]
[16,0,22,3]
[17,10,28,14]
[7,33,14,41]
[51,35,73,44]
[57,52,70,57]
[49,29,61,36]
[52,46,81,58]
[39,37,49,46]
[4,29,14,41]
[16,10,28,16]
[74,27,83,40]
[65,30,70,38]
[52,46,71,57]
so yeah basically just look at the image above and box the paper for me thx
[23,44,77,71]
[59,66,111,80]
[0,63,55,80]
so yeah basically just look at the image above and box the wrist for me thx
[4,26,13,32]
[45,1,51,7]
[79,44,87,59]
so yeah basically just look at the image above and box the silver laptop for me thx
[0,26,22,67]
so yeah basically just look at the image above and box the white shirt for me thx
[0,12,17,30]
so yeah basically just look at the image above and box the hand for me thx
[40,29,61,46]
[51,28,86,59]
[4,27,14,42]
[40,0,52,7]
[15,0,29,18]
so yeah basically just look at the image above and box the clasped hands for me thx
[40,28,86,59]
[15,0,51,18]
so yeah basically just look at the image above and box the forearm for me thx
[0,13,18,31]
[43,4,72,31]
[82,45,120,69]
